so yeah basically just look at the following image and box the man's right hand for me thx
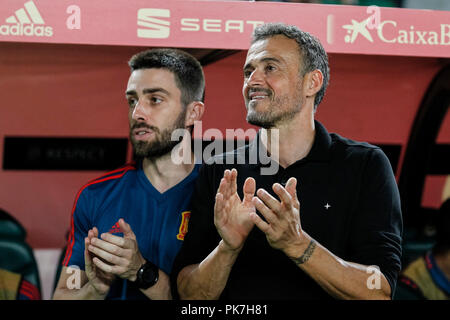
[84,227,115,297]
[214,169,256,252]
[176,169,256,300]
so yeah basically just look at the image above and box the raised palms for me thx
[214,169,256,251]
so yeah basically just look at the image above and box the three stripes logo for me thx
[137,8,170,39]
[108,222,123,234]
[0,1,53,37]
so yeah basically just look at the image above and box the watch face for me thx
[142,266,157,283]
[137,261,158,289]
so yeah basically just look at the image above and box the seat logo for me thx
[137,8,170,39]
[0,0,53,37]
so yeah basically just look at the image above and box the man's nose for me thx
[132,99,149,121]
[247,68,265,86]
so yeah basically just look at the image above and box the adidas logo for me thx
[109,222,123,234]
[0,1,53,37]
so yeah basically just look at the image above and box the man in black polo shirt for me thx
[170,23,403,300]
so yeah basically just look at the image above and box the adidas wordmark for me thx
[0,1,53,37]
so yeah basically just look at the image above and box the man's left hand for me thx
[87,218,145,282]
[250,177,308,258]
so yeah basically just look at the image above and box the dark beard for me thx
[130,109,186,160]
[245,83,303,128]
[246,97,300,129]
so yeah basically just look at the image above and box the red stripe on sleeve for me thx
[20,290,34,300]
[62,166,136,266]
[20,281,40,300]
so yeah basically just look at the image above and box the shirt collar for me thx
[304,120,332,162]
[426,251,450,295]
[248,120,332,168]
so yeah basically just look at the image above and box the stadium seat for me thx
[0,208,41,296]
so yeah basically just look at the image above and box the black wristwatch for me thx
[135,260,159,289]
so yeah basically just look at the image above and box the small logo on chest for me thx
[324,203,331,210]
[177,211,191,240]
[109,221,123,234]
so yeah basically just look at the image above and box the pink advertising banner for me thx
[0,0,449,58]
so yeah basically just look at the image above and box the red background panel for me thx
[0,42,448,248]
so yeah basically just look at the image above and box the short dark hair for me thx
[128,48,205,107]
[251,23,330,110]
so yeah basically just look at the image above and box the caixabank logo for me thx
[0,0,53,37]
[339,15,450,46]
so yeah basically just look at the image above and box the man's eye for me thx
[265,65,276,72]
[151,97,162,104]
[244,70,253,78]
[128,98,137,107]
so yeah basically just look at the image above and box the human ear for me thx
[185,101,205,127]
[304,69,323,98]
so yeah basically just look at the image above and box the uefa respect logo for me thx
[0,0,53,37]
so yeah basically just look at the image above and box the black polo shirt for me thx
[171,120,403,300]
